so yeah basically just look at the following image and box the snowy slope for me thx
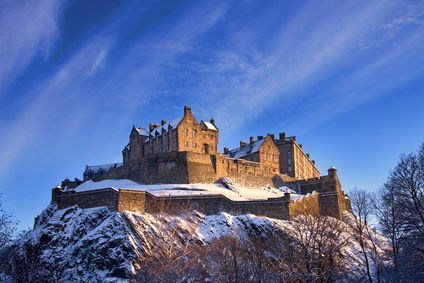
[5,203,389,282]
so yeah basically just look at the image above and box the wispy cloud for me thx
[0,0,65,96]
[1,0,423,174]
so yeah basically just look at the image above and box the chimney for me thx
[210,118,215,125]
[312,160,315,165]
[306,153,310,158]
[257,136,264,140]
[279,132,286,141]
[161,119,166,126]
[240,141,247,148]
[270,134,275,141]
[149,123,159,132]
[224,147,229,155]
[250,136,254,144]
[184,106,191,116]
[299,144,303,149]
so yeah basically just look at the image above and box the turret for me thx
[328,166,337,179]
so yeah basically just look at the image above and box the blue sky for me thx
[1,0,424,230]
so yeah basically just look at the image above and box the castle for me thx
[51,106,351,220]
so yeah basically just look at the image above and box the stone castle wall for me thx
[52,187,326,220]
[289,192,320,219]
[93,151,290,190]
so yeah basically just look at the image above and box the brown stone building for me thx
[122,106,218,165]
[53,106,351,220]
[274,133,320,179]
[224,134,280,173]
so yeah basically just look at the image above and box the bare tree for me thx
[128,208,206,282]
[276,215,351,282]
[206,232,251,283]
[0,194,17,249]
[349,188,376,282]
[374,181,406,280]
[376,142,424,280]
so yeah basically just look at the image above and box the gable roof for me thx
[226,139,265,159]
[203,121,218,131]
[134,127,149,136]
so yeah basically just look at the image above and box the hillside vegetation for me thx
[1,203,389,282]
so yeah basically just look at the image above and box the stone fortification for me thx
[52,106,351,220]
[51,186,322,221]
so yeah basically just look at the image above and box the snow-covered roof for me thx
[203,121,217,130]
[134,127,149,136]
[150,116,183,136]
[226,139,265,159]
[84,163,123,174]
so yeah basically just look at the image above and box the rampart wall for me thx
[93,151,290,190]
[51,187,324,220]
[289,192,320,219]
[62,153,350,220]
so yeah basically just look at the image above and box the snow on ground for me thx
[74,179,297,201]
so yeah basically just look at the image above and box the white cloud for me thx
[0,0,66,94]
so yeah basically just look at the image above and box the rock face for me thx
[31,205,137,282]
[6,204,387,282]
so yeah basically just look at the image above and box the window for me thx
[156,135,158,144]
[169,130,172,139]
[210,145,213,150]
[287,144,291,150]
[185,141,188,147]
[184,129,188,136]
[271,155,274,162]
[193,130,197,138]
[150,138,152,146]
[288,159,291,165]
[288,166,292,172]
[159,147,162,152]
[166,145,169,151]
[193,142,197,148]
[265,153,268,160]
[210,135,214,140]
[288,151,291,157]
[173,141,176,148]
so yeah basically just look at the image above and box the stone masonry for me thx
[52,106,351,220]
